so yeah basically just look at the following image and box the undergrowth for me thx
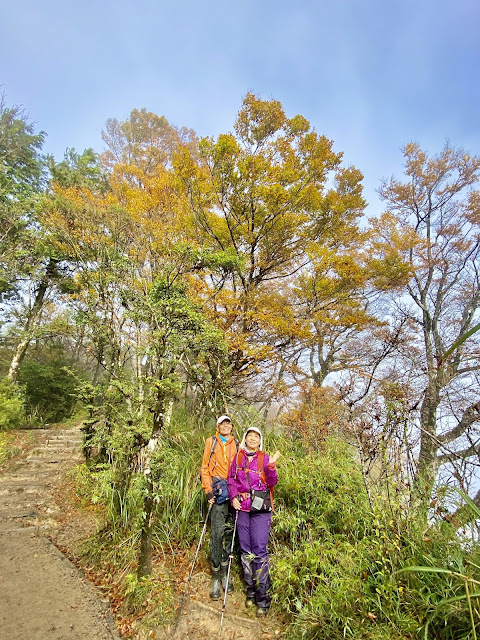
[70,409,480,639]
[0,431,21,466]
[0,428,40,467]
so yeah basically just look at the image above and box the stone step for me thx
[42,443,82,449]
[47,431,82,438]
[1,515,60,530]
[0,481,50,488]
[33,441,81,449]
[0,508,62,524]
[28,448,80,456]
[27,451,83,461]
[25,455,81,463]
[0,521,52,533]
[44,446,83,454]
[0,496,49,508]
[0,470,58,481]
[46,433,83,440]
[0,484,48,496]
[0,508,39,519]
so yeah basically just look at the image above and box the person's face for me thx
[245,431,261,451]
[218,420,233,436]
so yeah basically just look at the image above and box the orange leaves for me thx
[465,190,480,225]
[179,94,370,391]
[282,384,346,451]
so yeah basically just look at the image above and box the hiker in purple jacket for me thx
[227,427,280,617]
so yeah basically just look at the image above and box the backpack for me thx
[235,449,266,484]
[208,435,239,466]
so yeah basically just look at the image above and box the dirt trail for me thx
[0,426,120,640]
[165,574,285,640]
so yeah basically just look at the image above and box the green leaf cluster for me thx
[0,377,24,430]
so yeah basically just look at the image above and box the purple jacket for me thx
[227,449,278,512]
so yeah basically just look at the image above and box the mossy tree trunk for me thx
[137,398,170,579]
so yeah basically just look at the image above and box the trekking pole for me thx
[219,509,239,633]
[174,502,213,633]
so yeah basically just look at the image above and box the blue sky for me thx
[2,0,479,214]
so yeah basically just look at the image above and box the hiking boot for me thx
[245,597,256,608]
[210,568,221,600]
[256,607,269,617]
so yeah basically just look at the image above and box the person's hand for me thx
[232,497,242,510]
[208,496,216,505]
[269,450,280,465]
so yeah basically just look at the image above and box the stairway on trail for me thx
[0,427,84,533]
[166,588,282,640]
[0,426,120,640]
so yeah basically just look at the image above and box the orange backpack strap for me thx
[257,451,266,484]
[235,449,244,477]
[258,451,274,510]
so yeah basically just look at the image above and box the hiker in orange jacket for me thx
[201,415,238,600]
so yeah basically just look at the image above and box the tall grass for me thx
[269,436,480,639]
[72,409,480,639]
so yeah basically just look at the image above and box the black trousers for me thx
[210,501,235,570]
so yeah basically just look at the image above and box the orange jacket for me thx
[201,434,238,495]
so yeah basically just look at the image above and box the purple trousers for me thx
[236,510,272,609]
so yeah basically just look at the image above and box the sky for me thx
[2,0,480,215]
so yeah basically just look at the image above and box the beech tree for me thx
[0,98,48,381]
[376,143,480,511]
[0,98,45,299]
[178,93,366,400]
[289,242,386,388]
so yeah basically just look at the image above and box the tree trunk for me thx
[137,397,171,579]
[137,475,155,578]
[8,334,33,383]
[7,260,57,382]
[412,380,441,514]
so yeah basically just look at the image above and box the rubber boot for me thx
[220,562,234,594]
[210,566,221,600]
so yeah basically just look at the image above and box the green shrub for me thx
[270,435,480,639]
[0,378,24,430]
[17,359,78,423]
